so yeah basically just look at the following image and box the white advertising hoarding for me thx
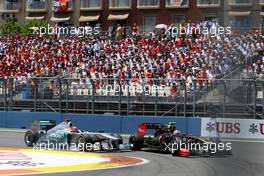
[201,118,264,139]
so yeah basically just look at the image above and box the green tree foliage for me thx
[24,19,49,34]
[1,19,23,35]
[0,19,49,35]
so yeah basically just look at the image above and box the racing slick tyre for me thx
[171,137,191,157]
[110,134,123,149]
[159,136,171,153]
[172,149,179,156]
[24,130,39,147]
[129,135,144,151]
[171,137,181,156]
[76,135,88,152]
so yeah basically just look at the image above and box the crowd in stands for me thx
[0,21,263,96]
[241,45,264,79]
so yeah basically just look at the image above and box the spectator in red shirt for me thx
[132,23,138,37]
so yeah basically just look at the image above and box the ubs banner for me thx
[201,118,264,139]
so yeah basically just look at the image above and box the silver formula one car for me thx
[24,119,124,151]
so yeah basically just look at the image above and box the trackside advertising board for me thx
[201,118,264,139]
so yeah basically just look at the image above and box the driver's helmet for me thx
[167,123,176,132]
[64,119,72,127]
[69,126,79,133]
[173,130,181,135]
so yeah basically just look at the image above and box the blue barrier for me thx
[0,112,201,136]
[0,112,62,129]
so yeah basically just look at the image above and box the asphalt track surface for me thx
[1,131,264,176]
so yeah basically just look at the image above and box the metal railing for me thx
[109,0,131,9]
[0,78,263,119]
[80,0,102,9]
[197,0,221,7]
[137,0,160,8]
[26,0,47,10]
[229,0,252,6]
[165,0,189,8]
[0,0,19,11]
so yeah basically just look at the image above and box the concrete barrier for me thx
[0,112,201,136]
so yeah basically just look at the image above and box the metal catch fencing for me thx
[0,78,263,119]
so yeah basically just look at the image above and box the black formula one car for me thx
[24,119,124,151]
[129,123,232,157]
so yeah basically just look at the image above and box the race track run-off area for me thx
[0,147,146,176]
[0,131,264,176]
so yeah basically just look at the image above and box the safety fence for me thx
[0,78,263,119]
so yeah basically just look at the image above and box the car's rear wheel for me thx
[159,136,171,153]
[129,135,144,151]
[111,133,123,149]
[171,137,181,156]
[24,130,39,147]
[76,135,87,151]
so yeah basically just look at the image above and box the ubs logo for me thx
[206,122,240,134]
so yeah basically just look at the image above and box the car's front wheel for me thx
[129,135,144,151]
[24,130,39,147]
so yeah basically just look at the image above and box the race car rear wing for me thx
[137,123,162,137]
[39,120,56,131]
[143,123,162,129]
[30,120,56,132]
[137,122,177,137]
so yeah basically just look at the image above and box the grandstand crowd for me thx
[0,21,263,96]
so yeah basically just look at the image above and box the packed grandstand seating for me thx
[0,22,263,97]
